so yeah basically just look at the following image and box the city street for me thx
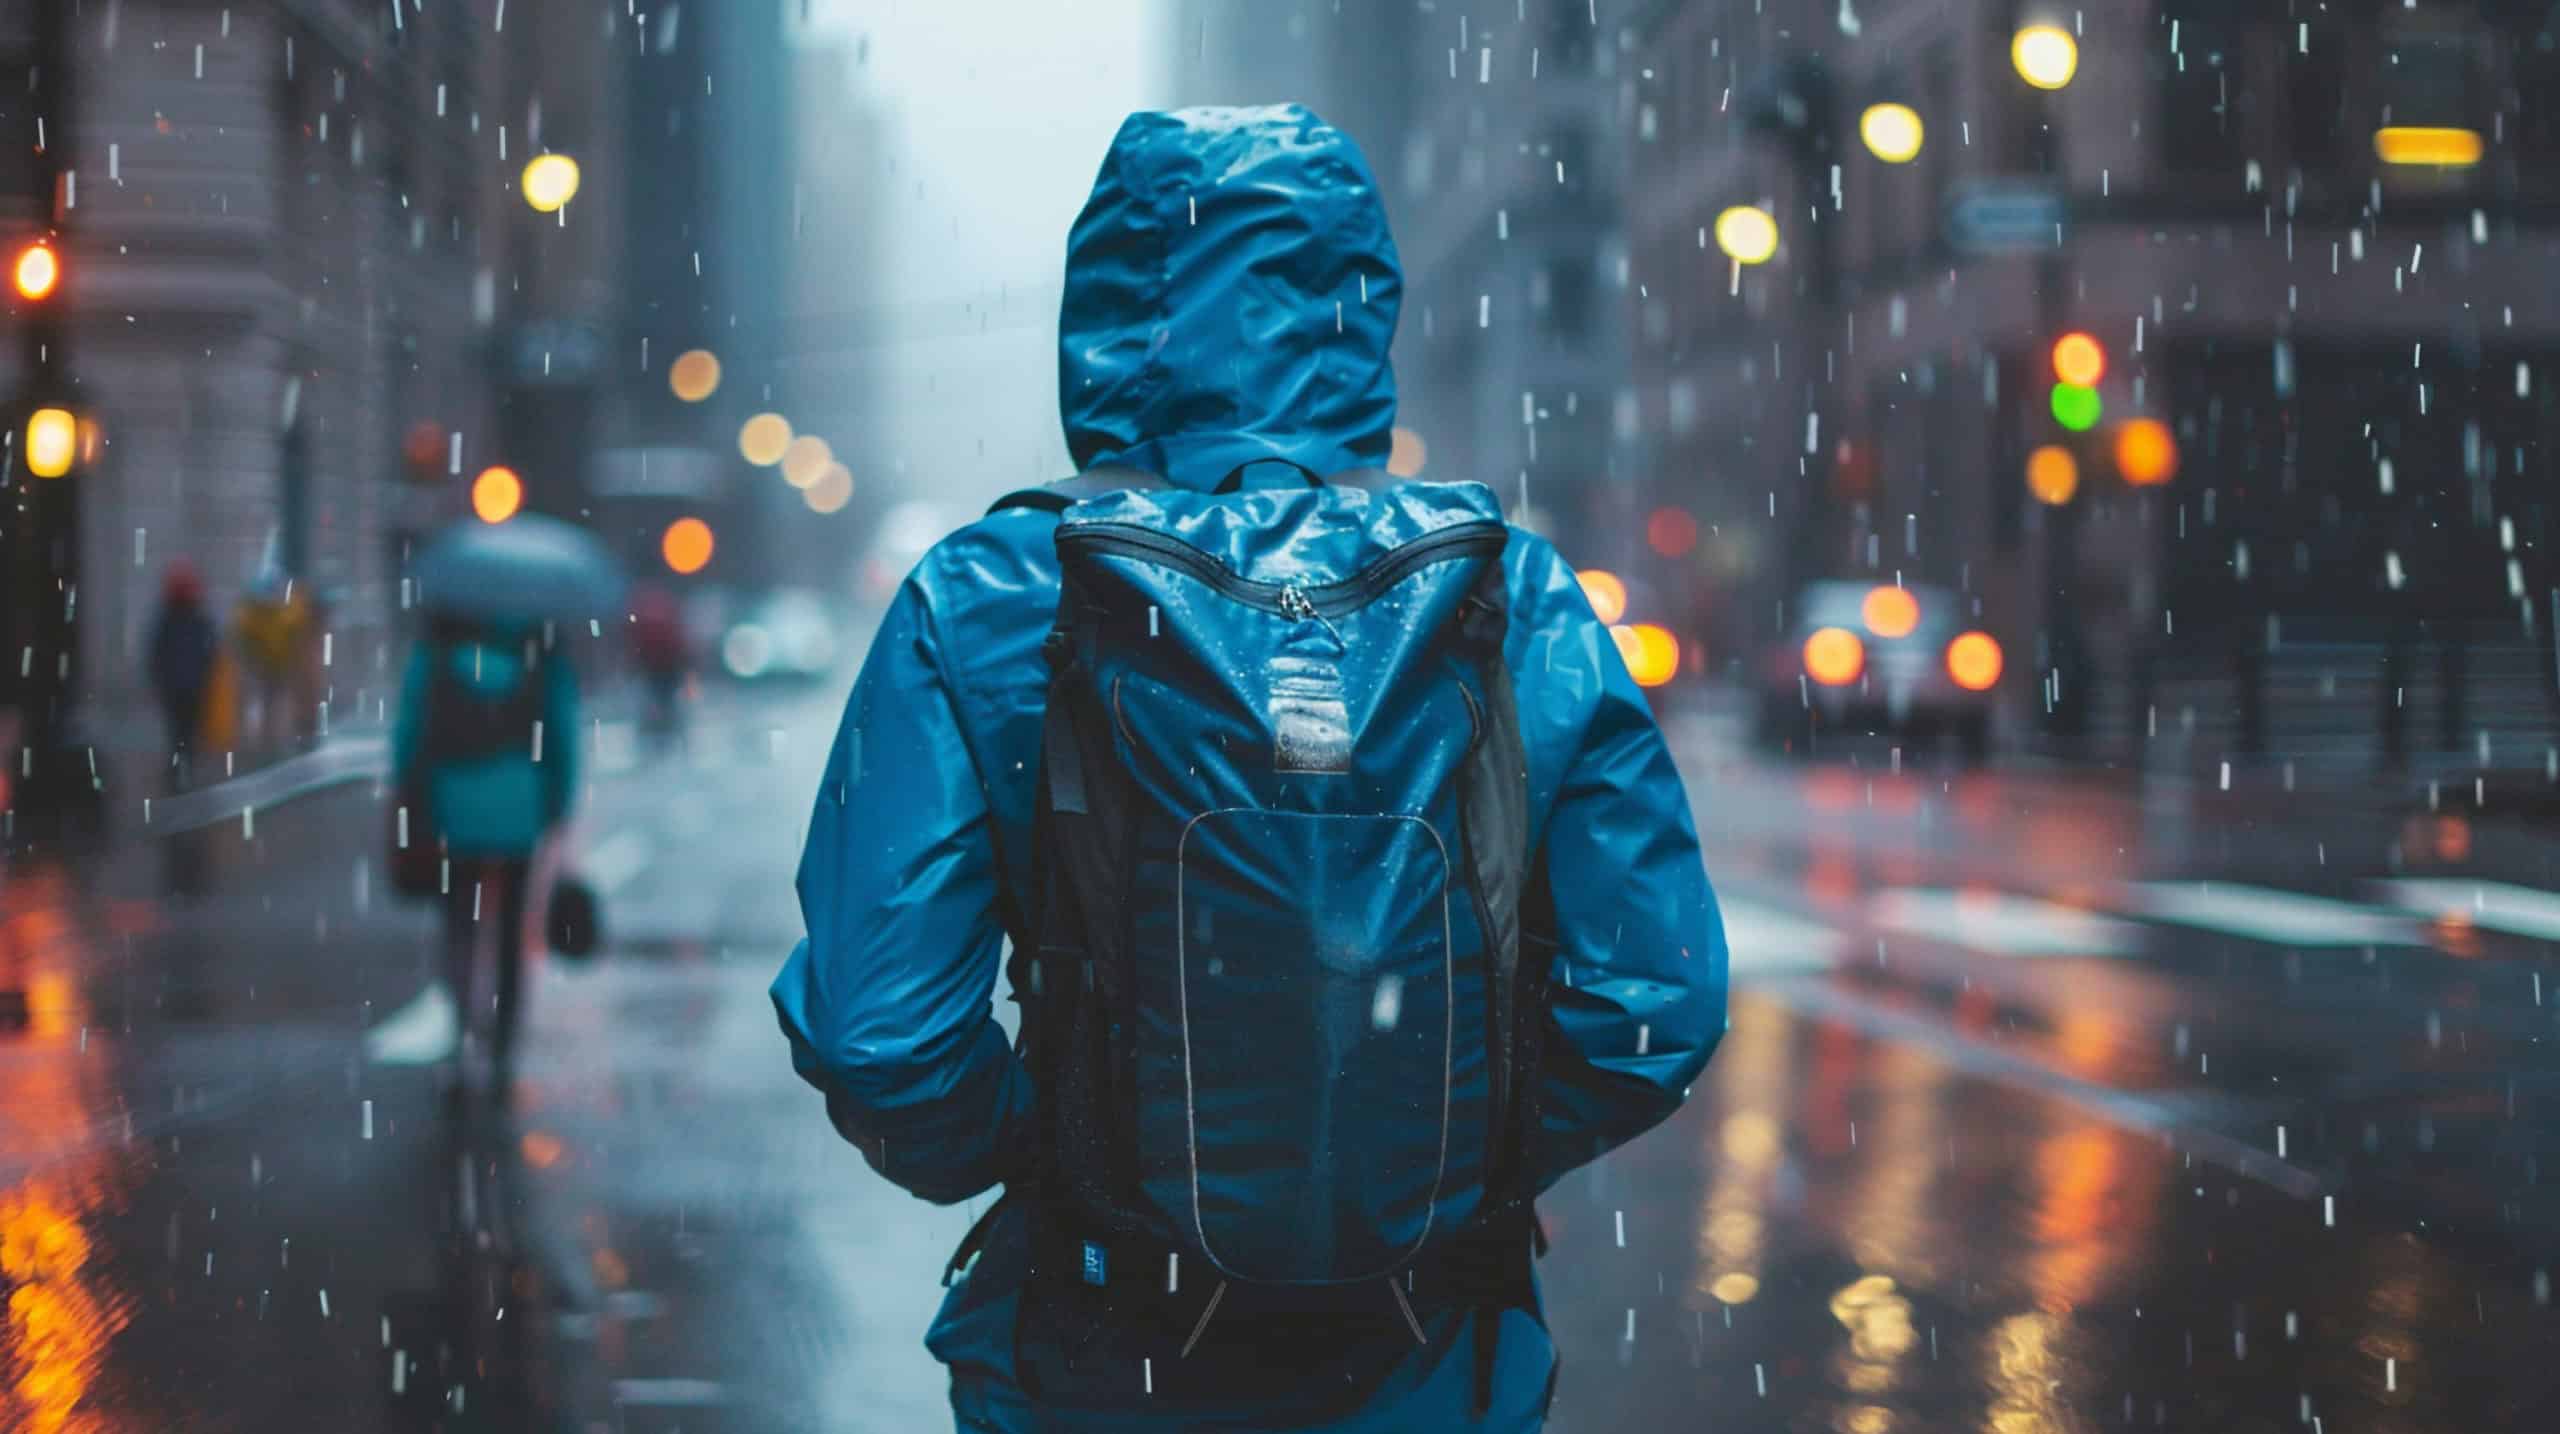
[6,671,2558,1432]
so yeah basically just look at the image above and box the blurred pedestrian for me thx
[772,106,1726,1433]
[628,584,688,748]
[393,613,582,1099]
[146,561,218,785]
[231,565,315,753]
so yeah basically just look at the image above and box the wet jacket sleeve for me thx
[1520,555,1728,1192]
[771,581,1033,1205]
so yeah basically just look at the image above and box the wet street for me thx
[6,676,2560,1433]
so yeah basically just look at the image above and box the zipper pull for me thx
[1279,583,1346,646]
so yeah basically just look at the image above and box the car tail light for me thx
[1804,627,1864,687]
[1946,631,2002,691]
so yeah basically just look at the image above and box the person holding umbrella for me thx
[395,513,618,1098]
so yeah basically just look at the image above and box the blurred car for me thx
[1755,580,2003,762]
[718,588,840,684]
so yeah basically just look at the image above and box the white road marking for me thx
[2377,878,2560,941]
[151,736,388,833]
[1871,887,2143,958]
[2117,881,2421,948]
[364,981,457,1067]
[1716,896,1844,976]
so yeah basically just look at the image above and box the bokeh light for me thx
[738,413,792,466]
[1714,205,1779,265]
[2374,127,2483,168]
[2027,445,2079,505]
[521,153,581,213]
[1577,569,1629,625]
[2050,383,2102,433]
[781,434,834,489]
[25,407,74,478]
[2050,332,2106,388]
[1612,623,1682,688]
[2012,24,2078,89]
[470,465,523,523]
[1859,104,1924,163]
[1647,506,1700,558]
[13,242,59,301]
[1947,631,2004,691]
[2115,417,2179,486]
[669,349,721,402]
[1387,426,1428,478]
[662,516,715,574]
[1861,585,1920,639]
[1804,627,1864,687]
[804,463,854,514]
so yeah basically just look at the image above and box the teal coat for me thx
[390,633,580,857]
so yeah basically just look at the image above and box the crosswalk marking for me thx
[2115,881,2422,948]
[1870,887,2142,958]
[2377,879,2560,942]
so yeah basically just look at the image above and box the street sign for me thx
[1944,181,2066,255]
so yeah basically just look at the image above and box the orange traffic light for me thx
[663,517,714,575]
[13,242,58,301]
[2050,331,2105,388]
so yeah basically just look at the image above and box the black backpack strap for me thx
[987,465,1169,517]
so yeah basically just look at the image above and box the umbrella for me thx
[413,514,626,622]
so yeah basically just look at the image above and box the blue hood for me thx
[1060,105,1401,490]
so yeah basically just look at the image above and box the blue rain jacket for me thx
[390,630,580,857]
[774,104,1726,1432]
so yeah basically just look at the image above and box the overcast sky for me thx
[792,1,1172,502]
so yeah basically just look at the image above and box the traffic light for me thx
[2050,332,2105,387]
[12,241,58,302]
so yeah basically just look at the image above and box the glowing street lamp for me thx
[13,242,59,301]
[25,407,75,478]
[521,153,581,213]
[1859,103,1925,163]
[2012,24,2078,90]
[1714,205,1780,266]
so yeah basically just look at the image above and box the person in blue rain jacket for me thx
[393,613,581,1091]
[773,104,1727,1432]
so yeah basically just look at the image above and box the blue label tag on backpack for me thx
[1081,1241,1108,1287]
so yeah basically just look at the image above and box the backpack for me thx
[965,464,1553,1414]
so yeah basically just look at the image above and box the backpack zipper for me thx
[1058,520,1505,619]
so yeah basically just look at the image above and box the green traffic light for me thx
[2051,382,2102,432]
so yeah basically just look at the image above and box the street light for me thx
[12,242,59,301]
[1858,104,1924,163]
[1714,205,1780,265]
[2012,24,2078,90]
[521,153,581,213]
[25,407,75,478]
